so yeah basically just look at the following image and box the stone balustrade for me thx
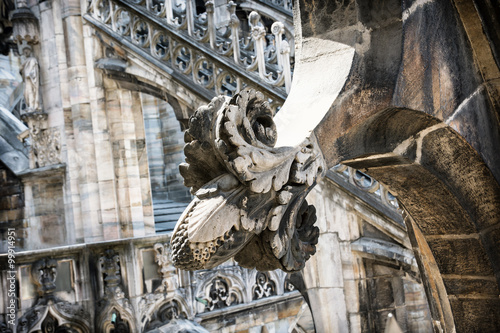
[86,0,294,110]
[257,0,293,12]
[330,165,401,211]
[0,233,300,331]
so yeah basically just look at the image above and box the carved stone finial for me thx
[99,249,129,303]
[271,21,284,36]
[249,12,265,39]
[31,258,57,297]
[171,89,324,272]
[153,242,179,293]
[97,249,134,333]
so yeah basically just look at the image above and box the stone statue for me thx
[20,45,40,112]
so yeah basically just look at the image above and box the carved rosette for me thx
[171,89,324,272]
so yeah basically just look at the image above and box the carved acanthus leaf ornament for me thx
[171,89,324,272]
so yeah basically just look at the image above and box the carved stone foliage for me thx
[252,272,276,300]
[20,112,62,169]
[100,249,123,295]
[153,242,178,293]
[171,89,323,272]
[30,127,61,168]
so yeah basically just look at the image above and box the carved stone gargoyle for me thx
[171,88,325,272]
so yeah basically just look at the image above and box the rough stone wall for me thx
[0,161,24,251]
[293,0,500,330]
[23,172,66,248]
[304,176,432,332]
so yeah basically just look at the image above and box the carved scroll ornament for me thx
[171,88,324,272]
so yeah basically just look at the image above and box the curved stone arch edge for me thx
[329,108,500,331]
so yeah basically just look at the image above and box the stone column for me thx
[11,0,73,248]
[158,102,191,203]
[61,0,103,242]
[141,94,167,202]
[303,184,349,333]
[104,85,152,238]
[131,91,155,235]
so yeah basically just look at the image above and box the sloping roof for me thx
[0,106,29,174]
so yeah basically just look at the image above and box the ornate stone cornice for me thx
[171,88,324,272]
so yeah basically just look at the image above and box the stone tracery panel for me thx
[252,272,276,300]
[202,276,241,311]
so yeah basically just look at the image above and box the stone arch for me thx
[99,57,197,130]
[334,108,500,332]
[18,301,91,333]
[286,0,500,328]
[97,305,137,333]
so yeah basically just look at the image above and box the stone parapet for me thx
[0,233,303,332]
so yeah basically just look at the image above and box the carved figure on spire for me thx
[20,45,40,112]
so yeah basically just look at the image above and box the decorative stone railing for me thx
[257,0,293,12]
[86,0,293,108]
[330,164,400,211]
[0,234,298,332]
